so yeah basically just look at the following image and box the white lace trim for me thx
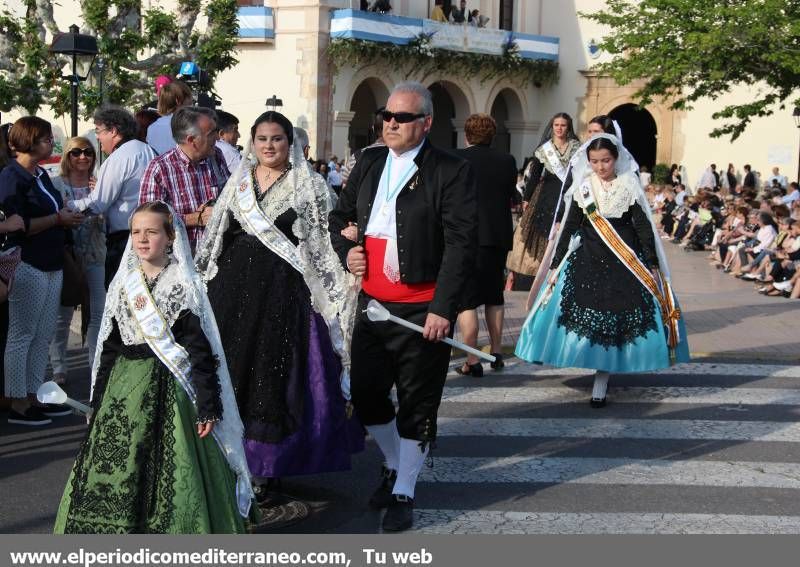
[574,172,638,219]
[258,170,295,221]
[548,134,674,284]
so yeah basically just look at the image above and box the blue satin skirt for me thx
[515,260,690,373]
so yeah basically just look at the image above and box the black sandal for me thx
[455,362,484,377]
[490,353,504,371]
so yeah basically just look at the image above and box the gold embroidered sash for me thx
[579,179,681,349]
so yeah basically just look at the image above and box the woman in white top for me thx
[728,211,778,276]
[49,137,106,385]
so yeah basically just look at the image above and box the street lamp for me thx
[50,24,99,137]
[265,94,283,111]
[794,107,800,183]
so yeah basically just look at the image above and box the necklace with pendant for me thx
[380,155,417,216]
[142,260,170,290]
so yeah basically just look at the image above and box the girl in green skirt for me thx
[54,202,254,533]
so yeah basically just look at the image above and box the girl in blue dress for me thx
[516,135,689,407]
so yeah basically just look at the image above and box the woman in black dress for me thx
[196,112,362,505]
[507,113,580,281]
[517,135,689,407]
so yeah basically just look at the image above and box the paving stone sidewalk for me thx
[459,243,800,361]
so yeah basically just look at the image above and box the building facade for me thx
[5,0,799,185]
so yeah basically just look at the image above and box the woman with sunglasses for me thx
[48,138,106,386]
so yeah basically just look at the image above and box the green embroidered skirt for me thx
[54,354,247,534]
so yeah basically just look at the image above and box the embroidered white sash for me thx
[541,141,570,183]
[124,268,194,386]
[235,179,304,275]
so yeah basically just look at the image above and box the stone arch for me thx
[579,71,683,167]
[427,79,472,150]
[485,82,528,121]
[488,87,525,154]
[347,77,392,151]
[609,103,658,170]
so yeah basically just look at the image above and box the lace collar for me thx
[253,165,295,220]
[574,172,638,219]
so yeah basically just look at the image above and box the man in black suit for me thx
[743,164,756,193]
[329,81,476,532]
[454,114,518,377]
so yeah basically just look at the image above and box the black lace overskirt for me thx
[207,212,310,444]
[557,212,658,348]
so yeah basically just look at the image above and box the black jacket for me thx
[329,139,477,321]
[455,144,517,250]
[0,160,65,271]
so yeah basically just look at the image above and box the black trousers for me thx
[105,230,130,289]
[350,293,452,442]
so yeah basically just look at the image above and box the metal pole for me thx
[70,55,78,137]
[96,57,105,166]
[796,128,800,184]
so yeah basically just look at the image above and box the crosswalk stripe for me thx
[418,456,800,488]
[412,510,800,534]
[652,363,800,377]
[436,417,800,442]
[448,361,800,378]
[441,386,800,405]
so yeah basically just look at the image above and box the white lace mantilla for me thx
[112,263,187,346]
[93,207,254,517]
[195,139,360,395]
[575,171,638,219]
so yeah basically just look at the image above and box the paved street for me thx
[1,245,799,533]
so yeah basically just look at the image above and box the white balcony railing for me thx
[237,6,275,41]
[330,9,558,62]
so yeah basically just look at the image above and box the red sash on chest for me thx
[362,236,436,303]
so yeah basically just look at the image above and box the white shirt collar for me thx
[389,138,426,162]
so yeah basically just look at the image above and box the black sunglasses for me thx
[68,148,95,158]
[381,110,427,124]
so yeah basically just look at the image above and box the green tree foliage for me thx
[0,0,239,117]
[581,0,800,140]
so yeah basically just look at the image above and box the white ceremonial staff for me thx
[365,299,496,363]
[37,381,91,415]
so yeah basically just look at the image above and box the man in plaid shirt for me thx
[139,106,230,251]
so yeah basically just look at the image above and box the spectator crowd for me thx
[648,163,800,300]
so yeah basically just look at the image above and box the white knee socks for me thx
[392,437,429,498]
[592,371,609,400]
[366,420,400,471]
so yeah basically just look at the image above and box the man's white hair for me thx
[390,81,434,118]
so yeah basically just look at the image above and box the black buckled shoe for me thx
[590,397,607,408]
[368,465,397,509]
[455,362,484,377]
[382,494,414,532]
[490,353,504,371]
